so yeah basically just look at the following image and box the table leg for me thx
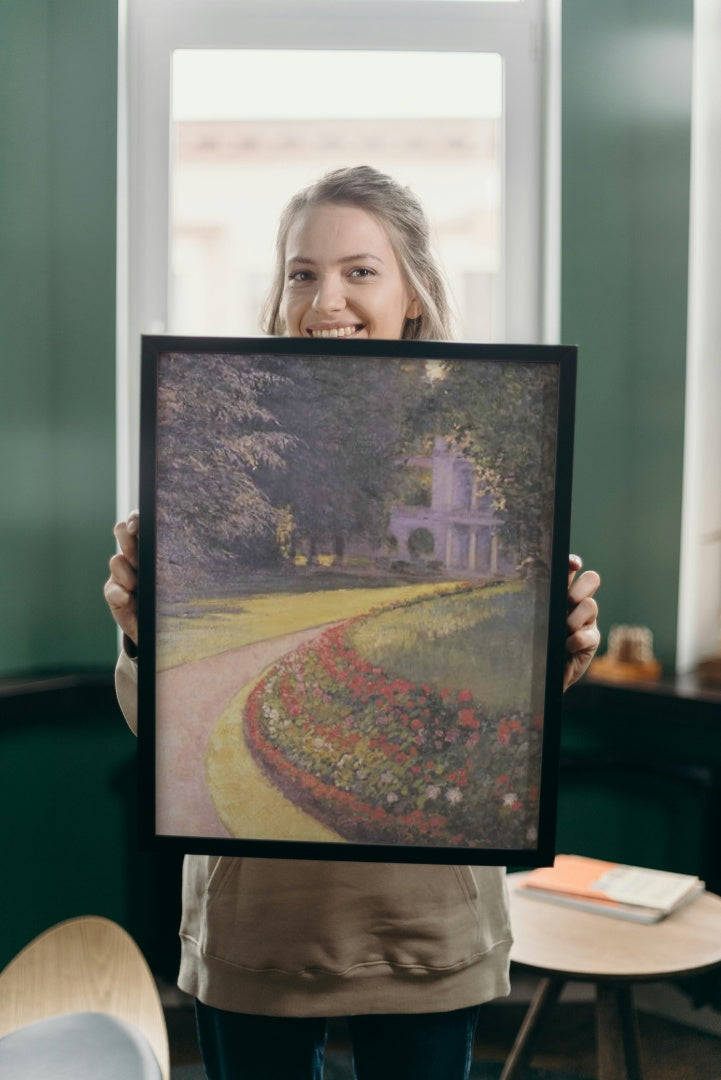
[499,976,565,1080]
[596,982,643,1080]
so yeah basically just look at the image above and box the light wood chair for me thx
[0,915,170,1079]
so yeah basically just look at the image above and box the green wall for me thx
[0,0,134,969]
[0,0,118,676]
[562,0,693,670]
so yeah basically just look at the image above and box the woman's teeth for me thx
[310,325,360,338]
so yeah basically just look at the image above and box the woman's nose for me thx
[312,274,345,314]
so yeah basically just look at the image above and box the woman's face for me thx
[280,203,421,341]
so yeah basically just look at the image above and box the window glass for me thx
[170,50,503,341]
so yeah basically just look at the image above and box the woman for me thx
[106,166,601,1080]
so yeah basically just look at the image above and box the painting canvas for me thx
[138,336,576,865]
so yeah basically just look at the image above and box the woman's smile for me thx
[306,323,364,338]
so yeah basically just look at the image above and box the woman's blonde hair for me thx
[261,165,453,341]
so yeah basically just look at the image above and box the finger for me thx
[103,577,133,613]
[566,623,601,657]
[113,518,139,568]
[568,568,601,607]
[103,579,139,642]
[108,552,137,592]
[566,594,599,634]
[568,553,583,587]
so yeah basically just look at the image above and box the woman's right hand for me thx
[104,510,139,647]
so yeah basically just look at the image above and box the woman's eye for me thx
[349,267,375,279]
[288,269,313,283]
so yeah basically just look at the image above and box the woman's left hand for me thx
[564,554,601,691]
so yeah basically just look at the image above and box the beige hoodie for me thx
[116,650,512,1016]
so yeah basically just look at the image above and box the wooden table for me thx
[503,873,721,1080]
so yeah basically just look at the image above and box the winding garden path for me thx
[155,623,343,840]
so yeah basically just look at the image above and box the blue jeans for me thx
[195,1000,481,1080]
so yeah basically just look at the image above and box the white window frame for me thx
[117,0,558,512]
[676,0,721,674]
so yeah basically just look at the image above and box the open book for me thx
[515,854,705,923]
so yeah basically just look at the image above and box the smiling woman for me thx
[263,166,452,341]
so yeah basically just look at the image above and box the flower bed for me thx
[243,597,543,849]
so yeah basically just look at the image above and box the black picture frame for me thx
[138,335,576,866]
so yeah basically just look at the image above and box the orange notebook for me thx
[516,854,704,923]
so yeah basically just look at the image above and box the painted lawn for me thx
[156,579,469,670]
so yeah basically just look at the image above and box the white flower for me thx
[445,787,463,805]
[386,792,399,804]
[503,792,518,807]
[426,785,441,800]
[380,771,395,786]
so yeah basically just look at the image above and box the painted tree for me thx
[255,355,429,563]
[155,353,294,573]
[421,360,560,559]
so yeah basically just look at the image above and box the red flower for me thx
[458,709,480,729]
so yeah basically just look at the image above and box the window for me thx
[169,50,503,342]
[118,0,557,510]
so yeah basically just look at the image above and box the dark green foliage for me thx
[424,362,559,557]
[407,527,435,557]
[156,353,293,571]
[252,355,429,561]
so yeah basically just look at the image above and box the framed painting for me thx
[137,336,576,865]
